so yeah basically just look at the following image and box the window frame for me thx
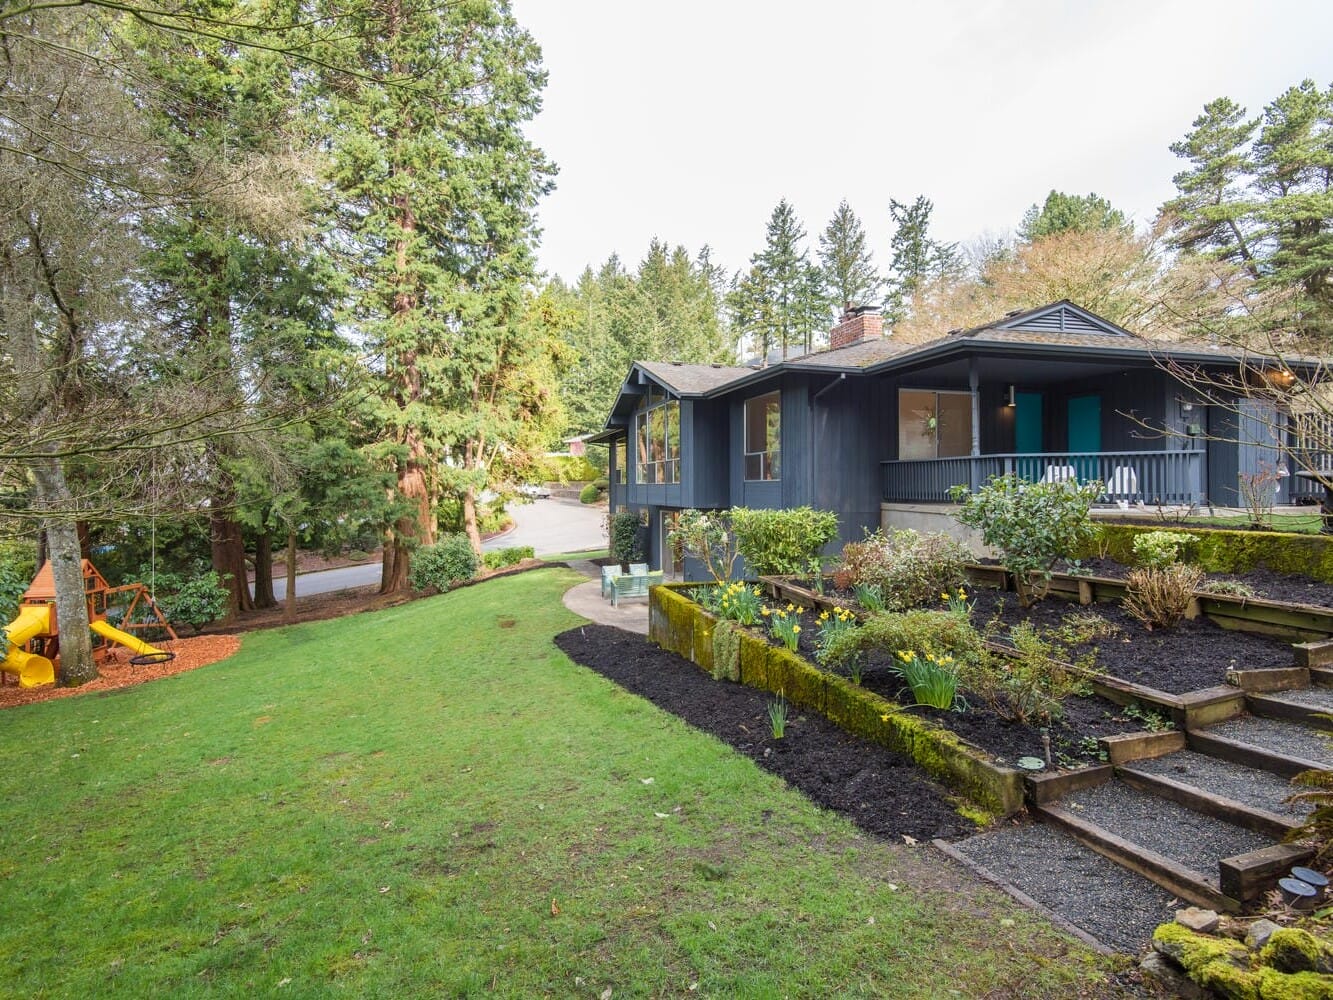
[743,390,781,482]
[897,388,973,460]
[634,392,681,485]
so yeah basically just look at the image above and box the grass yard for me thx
[0,568,1128,998]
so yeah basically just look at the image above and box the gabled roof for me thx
[594,300,1326,438]
[636,360,756,396]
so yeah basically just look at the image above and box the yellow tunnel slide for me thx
[90,620,168,659]
[2,605,55,688]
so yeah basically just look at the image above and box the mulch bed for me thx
[967,588,1293,695]
[0,634,242,709]
[554,624,975,842]
[1065,555,1333,609]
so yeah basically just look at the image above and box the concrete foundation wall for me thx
[880,502,995,557]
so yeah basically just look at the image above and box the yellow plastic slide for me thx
[90,620,168,659]
[2,605,55,687]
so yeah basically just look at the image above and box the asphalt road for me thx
[268,497,606,599]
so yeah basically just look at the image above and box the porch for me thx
[881,449,1207,505]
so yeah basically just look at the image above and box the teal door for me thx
[1014,392,1043,454]
[1067,395,1102,480]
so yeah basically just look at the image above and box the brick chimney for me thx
[829,305,884,350]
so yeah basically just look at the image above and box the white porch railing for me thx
[881,450,1206,505]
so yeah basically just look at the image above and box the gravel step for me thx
[1119,750,1311,821]
[1057,781,1273,888]
[948,822,1179,954]
[1249,687,1333,731]
[1201,715,1333,769]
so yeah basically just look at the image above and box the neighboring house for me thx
[591,300,1321,577]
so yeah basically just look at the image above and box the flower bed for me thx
[652,583,1030,819]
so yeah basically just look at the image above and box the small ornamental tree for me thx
[951,475,1101,605]
[729,507,840,577]
[668,509,739,583]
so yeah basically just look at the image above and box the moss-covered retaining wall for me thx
[1152,922,1333,999]
[649,584,1024,819]
[1083,523,1333,582]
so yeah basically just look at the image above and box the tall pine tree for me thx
[884,196,959,324]
[818,200,881,314]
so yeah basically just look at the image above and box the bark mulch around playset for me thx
[0,634,242,710]
[554,623,976,843]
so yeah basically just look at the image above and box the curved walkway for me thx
[561,560,649,635]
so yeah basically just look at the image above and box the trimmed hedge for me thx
[1084,523,1333,581]
[650,584,1023,817]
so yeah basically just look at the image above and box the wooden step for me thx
[1115,763,1300,839]
[1246,689,1333,732]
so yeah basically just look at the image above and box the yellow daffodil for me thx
[792,625,801,634]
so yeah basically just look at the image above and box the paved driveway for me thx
[268,497,607,599]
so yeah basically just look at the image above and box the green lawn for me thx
[0,568,1125,998]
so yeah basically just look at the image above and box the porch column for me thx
[969,361,981,491]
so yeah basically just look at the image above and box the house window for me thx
[744,391,781,481]
[634,396,680,484]
[614,441,626,484]
[898,389,973,459]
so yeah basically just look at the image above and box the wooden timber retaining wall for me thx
[649,583,1025,819]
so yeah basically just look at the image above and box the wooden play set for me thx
[1,559,176,687]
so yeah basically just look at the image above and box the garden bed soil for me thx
[1060,556,1333,609]
[789,579,1295,696]
[554,624,976,842]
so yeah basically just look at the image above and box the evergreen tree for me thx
[325,0,553,584]
[726,264,777,361]
[884,195,959,324]
[1161,97,1260,275]
[818,200,881,313]
[748,199,827,356]
[1018,191,1129,242]
[1162,82,1333,340]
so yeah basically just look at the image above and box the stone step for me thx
[942,822,1181,954]
[1247,686,1333,732]
[1117,750,1309,837]
[1192,714,1332,777]
[1035,780,1276,912]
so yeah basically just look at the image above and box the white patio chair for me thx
[628,562,649,577]
[1109,466,1139,507]
[600,564,622,599]
[1041,464,1077,485]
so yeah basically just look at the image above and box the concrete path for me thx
[560,560,649,635]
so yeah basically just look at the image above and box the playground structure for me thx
[1,559,177,687]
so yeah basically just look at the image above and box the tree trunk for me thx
[210,511,253,618]
[462,486,483,557]
[379,435,434,594]
[30,458,95,685]
[252,530,276,609]
[284,530,298,623]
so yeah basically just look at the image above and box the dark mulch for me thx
[796,579,1295,697]
[554,624,975,842]
[1066,555,1333,609]
[967,588,1293,695]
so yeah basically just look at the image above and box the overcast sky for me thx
[509,0,1333,286]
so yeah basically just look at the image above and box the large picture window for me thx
[744,391,781,481]
[898,389,972,459]
[635,395,680,484]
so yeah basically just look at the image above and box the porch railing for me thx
[881,450,1206,505]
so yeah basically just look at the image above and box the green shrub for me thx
[952,474,1101,605]
[482,546,534,570]
[0,540,36,626]
[961,612,1115,724]
[541,454,601,483]
[1125,564,1204,630]
[1132,530,1198,569]
[409,535,478,592]
[820,608,984,672]
[1287,765,1333,866]
[161,571,230,633]
[578,482,602,504]
[837,528,968,611]
[608,511,646,570]
[730,506,839,577]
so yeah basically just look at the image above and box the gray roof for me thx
[636,360,757,396]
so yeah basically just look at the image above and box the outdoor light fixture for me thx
[1006,385,1016,407]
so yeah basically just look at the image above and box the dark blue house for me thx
[593,301,1317,576]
